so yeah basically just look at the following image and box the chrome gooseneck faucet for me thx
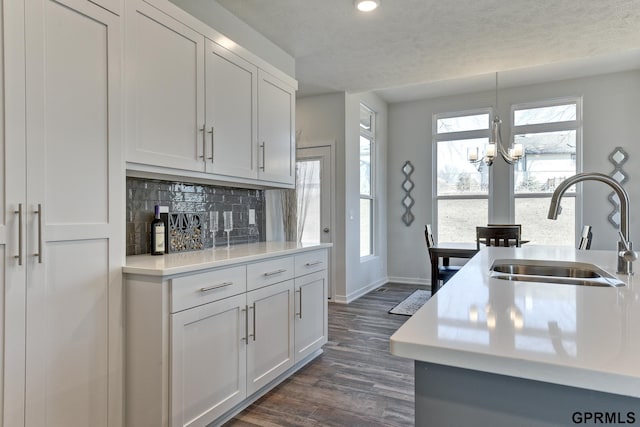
[548,172,638,275]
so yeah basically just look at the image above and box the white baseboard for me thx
[331,277,388,304]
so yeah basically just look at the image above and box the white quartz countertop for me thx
[123,241,332,277]
[390,245,640,398]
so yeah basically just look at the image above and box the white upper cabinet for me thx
[125,0,296,188]
[125,1,205,172]
[204,40,257,179]
[258,70,296,186]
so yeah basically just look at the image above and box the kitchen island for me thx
[390,245,640,426]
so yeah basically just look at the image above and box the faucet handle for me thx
[618,231,638,262]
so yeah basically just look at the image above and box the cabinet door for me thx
[257,70,295,185]
[204,40,257,179]
[2,0,27,424]
[294,271,328,362]
[125,0,205,172]
[24,0,122,425]
[171,294,247,427]
[246,279,295,395]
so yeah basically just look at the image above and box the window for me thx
[360,104,375,257]
[513,100,581,245]
[434,111,491,242]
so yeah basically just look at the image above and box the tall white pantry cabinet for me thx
[2,0,123,426]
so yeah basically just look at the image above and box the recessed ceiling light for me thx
[355,0,380,12]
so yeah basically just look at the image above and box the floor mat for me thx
[388,289,430,316]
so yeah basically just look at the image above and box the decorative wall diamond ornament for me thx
[401,161,415,226]
[607,146,629,228]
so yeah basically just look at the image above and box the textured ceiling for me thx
[215,0,640,101]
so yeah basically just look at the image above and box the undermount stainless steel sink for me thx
[489,259,625,287]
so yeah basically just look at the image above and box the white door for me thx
[204,39,257,179]
[24,0,122,425]
[171,294,247,427]
[296,145,334,298]
[246,280,294,395]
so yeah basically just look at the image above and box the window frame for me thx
[432,108,493,241]
[510,97,583,244]
[360,103,376,259]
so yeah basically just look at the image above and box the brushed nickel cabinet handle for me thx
[248,303,256,341]
[199,281,232,293]
[198,125,205,159]
[296,288,303,319]
[34,204,42,264]
[305,260,323,267]
[252,302,256,341]
[263,268,286,277]
[207,126,214,161]
[15,204,23,265]
[242,306,248,343]
[259,142,266,171]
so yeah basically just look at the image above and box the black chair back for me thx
[476,226,520,249]
[424,224,435,248]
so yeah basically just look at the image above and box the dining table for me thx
[428,242,479,294]
[428,239,531,294]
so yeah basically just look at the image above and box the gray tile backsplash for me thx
[126,177,265,256]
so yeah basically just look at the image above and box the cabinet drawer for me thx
[171,265,247,313]
[295,250,328,276]
[247,256,294,291]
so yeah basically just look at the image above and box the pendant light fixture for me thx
[468,72,523,166]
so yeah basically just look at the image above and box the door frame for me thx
[296,142,335,300]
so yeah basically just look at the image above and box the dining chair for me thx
[578,225,593,250]
[476,225,521,249]
[487,223,522,239]
[425,224,461,285]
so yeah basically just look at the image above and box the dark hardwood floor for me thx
[224,283,429,427]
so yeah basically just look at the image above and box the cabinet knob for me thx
[323,227,330,233]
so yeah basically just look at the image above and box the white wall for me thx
[297,93,348,301]
[296,92,389,303]
[344,92,389,301]
[387,70,640,284]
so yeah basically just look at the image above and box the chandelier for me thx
[468,73,523,166]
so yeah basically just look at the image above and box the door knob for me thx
[323,228,330,233]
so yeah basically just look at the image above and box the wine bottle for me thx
[151,205,165,255]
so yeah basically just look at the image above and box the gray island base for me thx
[416,361,640,427]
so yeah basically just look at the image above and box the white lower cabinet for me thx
[246,280,295,395]
[171,294,247,427]
[294,271,328,363]
[125,248,328,427]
